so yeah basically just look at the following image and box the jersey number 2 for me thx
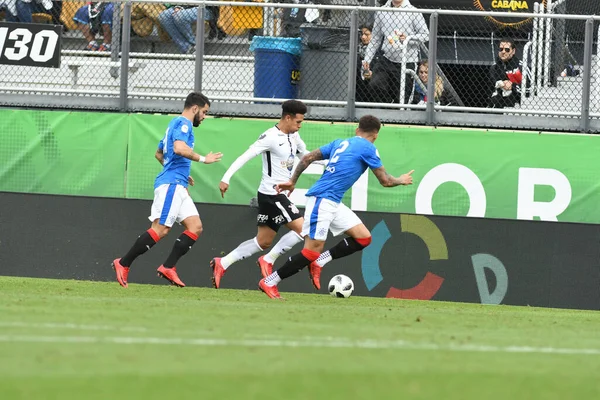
[330,141,349,164]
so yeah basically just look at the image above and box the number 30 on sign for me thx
[0,22,62,68]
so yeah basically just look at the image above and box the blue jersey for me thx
[154,116,195,189]
[306,136,382,203]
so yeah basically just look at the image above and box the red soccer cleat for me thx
[112,258,129,288]
[210,258,226,289]
[259,278,283,300]
[308,261,322,290]
[257,255,273,278]
[157,265,185,287]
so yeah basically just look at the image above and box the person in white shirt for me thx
[210,100,313,289]
[362,0,429,104]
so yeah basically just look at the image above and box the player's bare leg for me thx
[157,216,202,287]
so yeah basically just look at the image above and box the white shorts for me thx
[301,196,362,241]
[149,184,199,227]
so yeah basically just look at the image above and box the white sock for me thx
[221,237,263,269]
[315,250,332,267]
[264,271,281,287]
[263,231,303,264]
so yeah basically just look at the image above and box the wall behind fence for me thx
[1,192,598,310]
[2,108,600,222]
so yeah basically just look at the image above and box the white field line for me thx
[0,334,599,356]
[0,321,148,332]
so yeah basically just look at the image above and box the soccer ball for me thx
[328,274,354,298]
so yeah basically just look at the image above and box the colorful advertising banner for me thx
[1,109,600,223]
[3,192,599,310]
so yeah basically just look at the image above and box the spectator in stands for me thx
[130,2,169,42]
[206,5,226,40]
[3,0,57,23]
[411,60,451,106]
[159,5,199,54]
[489,38,523,108]
[363,0,429,104]
[356,24,379,103]
[73,2,114,51]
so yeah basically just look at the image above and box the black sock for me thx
[276,249,320,280]
[120,230,159,267]
[163,231,198,268]
[329,237,367,260]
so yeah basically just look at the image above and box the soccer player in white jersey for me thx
[210,100,313,288]
[111,92,222,288]
[259,115,414,299]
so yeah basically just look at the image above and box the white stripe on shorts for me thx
[275,201,292,222]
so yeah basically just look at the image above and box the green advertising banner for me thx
[1,108,600,223]
[0,109,128,198]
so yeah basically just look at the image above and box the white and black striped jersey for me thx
[221,126,309,196]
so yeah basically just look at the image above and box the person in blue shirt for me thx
[111,92,222,288]
[258,115,414,299]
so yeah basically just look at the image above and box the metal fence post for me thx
[346,10,359,122]
[426,12,438,126]
[579,18,594,133]
[119,1,132,112]
[195,5,206,93]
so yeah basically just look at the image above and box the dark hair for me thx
[281,100,307,117]
[358,115,381,133]
[184,92,210,109]
[359,24,373,32]
[499,38,516,50]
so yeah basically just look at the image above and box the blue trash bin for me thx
[250,36,302,99]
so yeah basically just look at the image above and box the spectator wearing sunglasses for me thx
[489,39,523,109]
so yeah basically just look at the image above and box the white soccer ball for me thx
[328,274,354,298]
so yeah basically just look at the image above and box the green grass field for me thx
[1,276,599,400]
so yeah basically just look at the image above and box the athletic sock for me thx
[315,250,332,267]
[120,229,160,267]
[221,237,263,270]
[263,231,303,264]
[275,248,320,280]
[325,237,372,265]
[263,271,281,287]
[162,230,198,268]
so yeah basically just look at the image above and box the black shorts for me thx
[256,192,303,232]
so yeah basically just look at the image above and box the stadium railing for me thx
[0,0,599,133]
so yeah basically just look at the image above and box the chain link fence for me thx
[0,0,599,132]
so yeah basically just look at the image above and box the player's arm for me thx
[295,134,327,165]
[292,149,324,183]
[372,166,414,187]
[276,149,324,194]
[173,140,222,163]
[155,148,164,165]
[219,146,263,198]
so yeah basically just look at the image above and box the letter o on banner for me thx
[415,163,487,217]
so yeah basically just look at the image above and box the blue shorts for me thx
[73,3,114,26]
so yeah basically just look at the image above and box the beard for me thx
[193,113,201,127]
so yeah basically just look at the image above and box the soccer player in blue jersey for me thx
[258,115,414,299]
[111,92,222,288]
